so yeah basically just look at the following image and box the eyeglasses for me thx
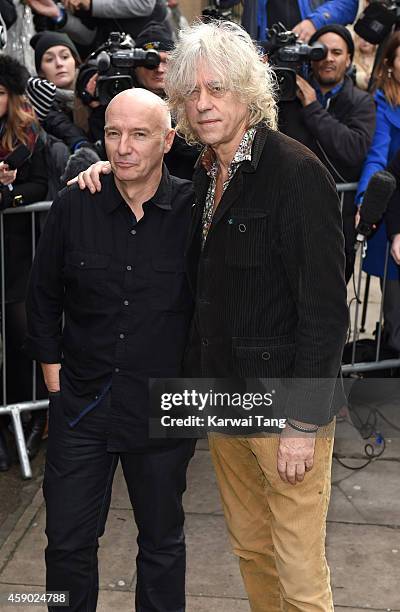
[186,82,227,101]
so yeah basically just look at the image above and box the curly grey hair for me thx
[164,20,278,145]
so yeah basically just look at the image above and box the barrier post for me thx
[0,201,52,478]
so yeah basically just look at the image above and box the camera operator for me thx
[27,0,170,57]
[134,22,200,179]
[245,0,358,42]
[78,23,200,179]
[279,24,376,282]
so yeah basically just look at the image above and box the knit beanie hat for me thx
[309,24,355,61]
[30,31,81,74]
[135,21,175,52]
[0,54,29,95]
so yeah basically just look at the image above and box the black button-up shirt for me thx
[25,167,194,450]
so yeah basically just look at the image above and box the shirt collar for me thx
[103,164,172,214]
[200,127,257,177]
[313,79,344,108]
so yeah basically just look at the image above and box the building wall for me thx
[179,0,207,23]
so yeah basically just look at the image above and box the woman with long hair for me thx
[27,31,91,152]
[0,54,47,470]
[356,31,400,353]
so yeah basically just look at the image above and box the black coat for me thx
[279,75,376,281]
[0,0,17,28]
[184,125,349,425]
[43,102,89,152]
[2,135,48,302]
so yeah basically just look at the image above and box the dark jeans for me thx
[44,392,196,612]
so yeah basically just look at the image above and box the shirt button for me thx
[114,367,120,373]
[130,229,137,235]
[126,265,132,271]
[123,300,129,306]
[119,333,125,339]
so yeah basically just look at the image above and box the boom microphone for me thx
[356,170,397,246]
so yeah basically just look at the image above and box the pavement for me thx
[0,273,399,612]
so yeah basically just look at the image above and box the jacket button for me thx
[239,223,246,233]
[261,351,271,360]
[202,338,209,346]
[80,261,85,266]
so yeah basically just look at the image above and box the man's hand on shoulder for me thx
[277,420,317,485]
[296,75,317,107]
[67,161,112,194]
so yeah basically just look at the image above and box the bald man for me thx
[25,89,196,612]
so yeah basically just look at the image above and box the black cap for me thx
[135,21,175,52]
[0,54,29,95]
[309,24,355,61]
[30,31,80,74]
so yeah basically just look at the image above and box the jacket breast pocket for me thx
[151,258,191,312]
[232,336,296,377]
[225,209,270,267]
[64,251,110,296]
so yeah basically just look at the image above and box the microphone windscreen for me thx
[360,170,397,224]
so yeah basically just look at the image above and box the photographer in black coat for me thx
[78,22,200,178]
[279,24,376,282]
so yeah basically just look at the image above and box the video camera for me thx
[355,1,400,45]
[262,24,327,101]
[76,31,161,107]
[202,0,241,21]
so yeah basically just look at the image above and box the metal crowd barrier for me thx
[1,185,400,478]
[1,201,52,479]
[336,183,400,375]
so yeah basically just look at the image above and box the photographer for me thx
[78,23,200,179]
[246,0,358,42]
[27,0,170,56]
[134,22,200,179]
[279,24,376,282]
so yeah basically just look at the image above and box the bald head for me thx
[104,87,175,186]
[105,88,171,131]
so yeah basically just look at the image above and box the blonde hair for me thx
[164,20,278,145]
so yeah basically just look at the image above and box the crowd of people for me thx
[0,1,400,609]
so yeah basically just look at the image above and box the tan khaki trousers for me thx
[208,422,335,612]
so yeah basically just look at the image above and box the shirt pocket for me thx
[151,258,191,312]
[225,208,270,267]
[232,336,296,377]
[64,251,111,297]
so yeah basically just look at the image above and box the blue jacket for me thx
[258,0,358,39]
[356,90,400,279]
